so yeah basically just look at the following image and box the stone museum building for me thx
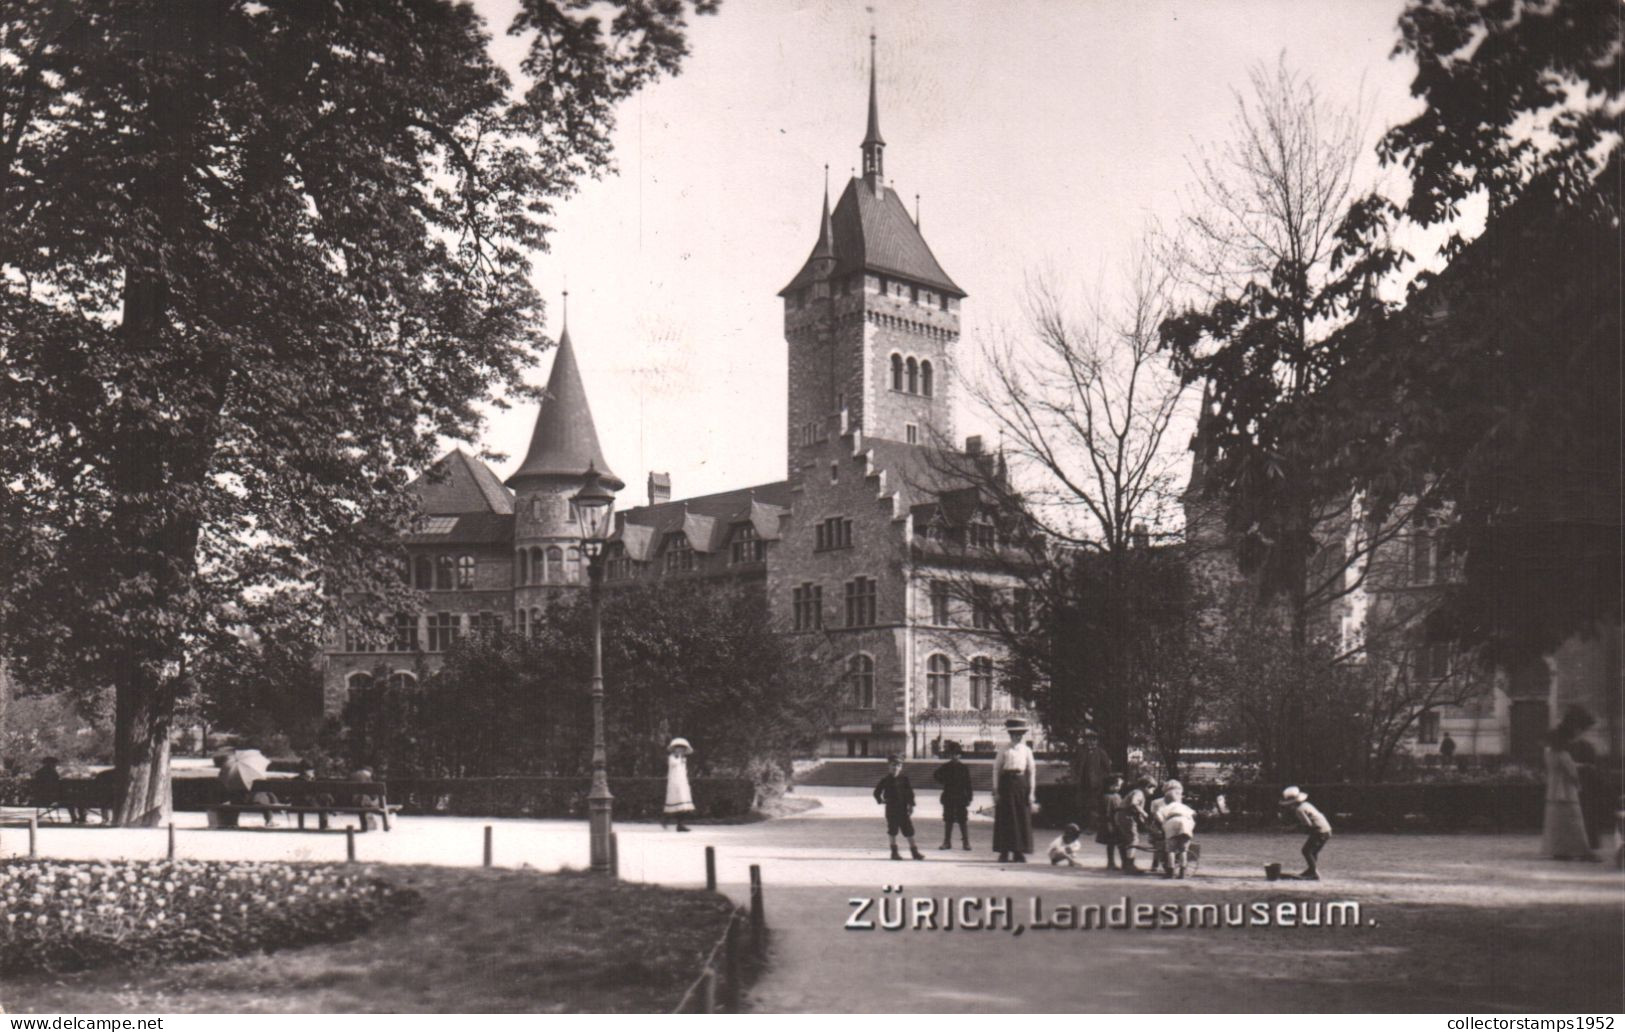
[324,45,1040,758]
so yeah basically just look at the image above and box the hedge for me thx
[1036,781,1547,832]
[3,775,757,822]
[380,777,756,821]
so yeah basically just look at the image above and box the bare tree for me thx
[916,244,1197,774]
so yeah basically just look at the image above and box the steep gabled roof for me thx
[613,480,792,555]
[403,511,515,545]
[507,325,623,490]
[780,177,964,298]
[411,448,515,516]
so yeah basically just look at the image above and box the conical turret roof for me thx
[507,324,624,490]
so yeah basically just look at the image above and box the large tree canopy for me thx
[1341,0,1622,662]
[0,0,713,823]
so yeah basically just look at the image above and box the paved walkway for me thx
[4,790,1622,1012]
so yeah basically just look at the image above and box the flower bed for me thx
[0,859,420,974]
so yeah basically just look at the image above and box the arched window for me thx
[517,550,529,585]
[566,546,582,583]
[906,356,918,394]
[921,360,933,397]
[529,607,541,634]
[414,556,433,590]
[970,656,994,710]
[530,497,546,522]
[530,547,544,583]
[847,654,875,709]
[545,546,563,582]
[434,554,454,590]
[347,671,374,692]
[516,608,528,637]
[456,555,476,590]
[927,654,952,709]
[890,353,904,391]
[387,671,417,691]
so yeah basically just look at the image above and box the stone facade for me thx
[321,42,1039,758]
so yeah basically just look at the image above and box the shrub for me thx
[0,860,419,974]
[1035,781,1548,831]
[384,776,756,820]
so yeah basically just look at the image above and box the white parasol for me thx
[220,749,270,794]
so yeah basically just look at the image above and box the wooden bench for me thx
[28,777,116,824]
[207,779,401,832]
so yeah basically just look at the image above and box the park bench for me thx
[28,777,116,824]
[206,779,400,832]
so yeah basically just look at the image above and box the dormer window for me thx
[969,520,998,549]
[730,524,766,564]
[664,532,694,573]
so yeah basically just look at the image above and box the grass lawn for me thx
[0,866,743,1013]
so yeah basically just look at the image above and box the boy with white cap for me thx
[1280,786,1332,879]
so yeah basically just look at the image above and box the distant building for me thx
[1182,202,1622,766]
[323,39,1039,757]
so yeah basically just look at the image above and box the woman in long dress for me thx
[664,737,695,833]
[991,718,1035,862]
[1542,709,1597,860]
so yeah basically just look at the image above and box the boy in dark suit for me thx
[933,742,974,850]
[874,755,925,861]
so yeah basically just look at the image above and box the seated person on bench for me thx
[31,757,87,823]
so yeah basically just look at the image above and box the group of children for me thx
[876,752,1335,880]
[1044,774,1199,878]
[1050,778,1332,880]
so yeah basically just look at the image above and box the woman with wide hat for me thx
[664,737,696,832]
[992,717,1036,862]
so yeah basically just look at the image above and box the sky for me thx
[469,0,1424,508]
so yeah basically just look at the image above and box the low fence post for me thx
[345,826,357,863]
[29,816,38,859]
[723,915,741,1011]
[699,969,716,1014]
[705,845,717,892]
[610,832,619,879]
[483,825,493,868]
[167,823,176,861]
[749,864,765,952]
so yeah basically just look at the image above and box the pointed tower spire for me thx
[507,298,623,490]
[861,31,885,189]
[811,165,835,262]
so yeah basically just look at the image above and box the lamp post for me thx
[572,461,618,874]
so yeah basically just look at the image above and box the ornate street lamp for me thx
[572,460,618,874]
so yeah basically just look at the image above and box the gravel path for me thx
[5,789,1621,1013]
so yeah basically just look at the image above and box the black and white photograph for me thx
[0,0,1620,1017]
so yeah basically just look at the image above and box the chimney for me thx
[648,472,672,507]
[965,435,983,456]
[1132,523,1150,550]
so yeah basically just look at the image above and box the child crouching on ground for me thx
[1049,823,1085,866]
[1160,780,1197,879]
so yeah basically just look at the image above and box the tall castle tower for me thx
[779,34,965,478]
[505,308,624,622]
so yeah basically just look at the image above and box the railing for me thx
[672,853,767,1014]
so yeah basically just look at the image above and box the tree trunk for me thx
[113,665,173,827]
